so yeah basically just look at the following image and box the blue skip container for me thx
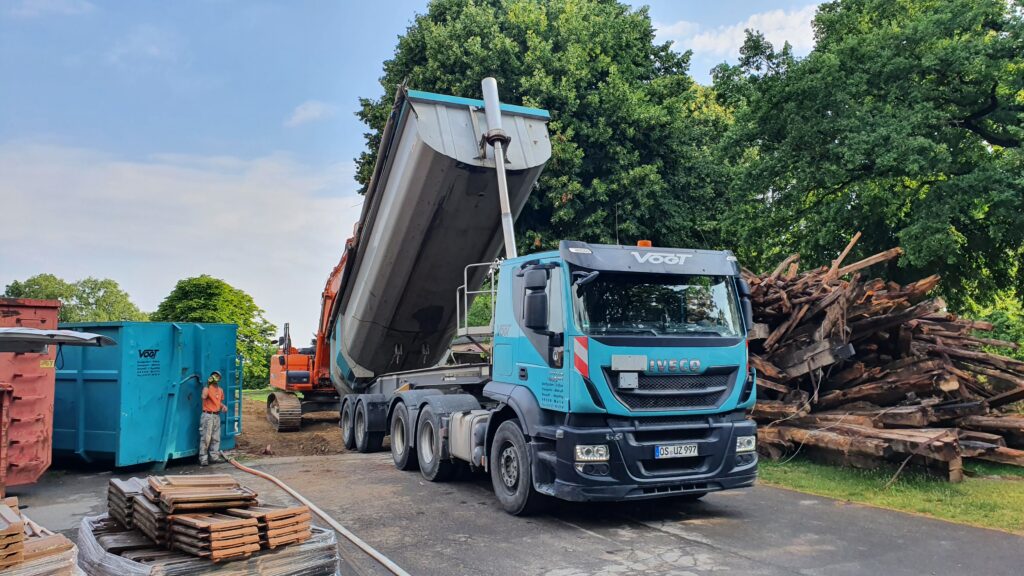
[54,322,241,467]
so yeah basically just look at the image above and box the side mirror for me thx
[277,355,286,366]
[737,278,751,299]
[741,298,754,332]
[524,268,548,290]
[524,291,549,331]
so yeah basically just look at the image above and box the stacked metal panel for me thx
[169,514,260,562]
[225,506,312,549]
[107,478,145,529]
[0,500,24,569]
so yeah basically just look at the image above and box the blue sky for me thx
[0,0,820,342]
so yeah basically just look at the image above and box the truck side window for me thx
[548,268,564,335]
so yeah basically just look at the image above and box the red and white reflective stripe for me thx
[573,336,589,379]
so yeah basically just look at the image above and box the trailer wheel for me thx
[355,400,384,453]
[416,405,455,482]
[490,419,548,516]
[390,402,418,471]
[340,399,356,450]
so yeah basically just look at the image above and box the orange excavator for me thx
[266,245,350,432]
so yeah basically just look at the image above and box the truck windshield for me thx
[572,273,742,337]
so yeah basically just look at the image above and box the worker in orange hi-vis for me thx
[199,371,227,466]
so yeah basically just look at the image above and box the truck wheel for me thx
[390,402,418,471]
[490,419,548,516]
[416,405,455,482]
[341,399,356,450]
[355,400,384,453]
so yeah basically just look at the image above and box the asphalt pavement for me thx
[15,452,1024,576]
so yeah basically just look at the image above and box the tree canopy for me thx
[355,0,1022,340]
[151,275,276,389]
[714,0,1023,308]
[356,0,732,251]
[3,273,148,323]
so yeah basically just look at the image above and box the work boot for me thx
[199,458,209,467]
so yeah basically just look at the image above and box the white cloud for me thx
[106,25,185,67]
[0,142,363,341]
[653,19,699,43]
[284,100,336,128]
[656,4,820,60]
[7,0,94,17]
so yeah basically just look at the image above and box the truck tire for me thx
[416,404,455,482]
[490,419,548,516]
[341,399,356,450]
[355,400,384,453]
[390,402,418,471]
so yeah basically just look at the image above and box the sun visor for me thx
[559,241,741,276]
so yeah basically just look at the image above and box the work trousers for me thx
[199,412,221,465]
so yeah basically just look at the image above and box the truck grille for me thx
[605,368,737,412]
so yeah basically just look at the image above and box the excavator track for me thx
[267,391,303,432]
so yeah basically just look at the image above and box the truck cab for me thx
[483,240,757,504]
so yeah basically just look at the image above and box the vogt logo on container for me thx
[138,349,159,359]
[631,252,692,265]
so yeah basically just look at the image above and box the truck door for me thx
[515,264,568,412]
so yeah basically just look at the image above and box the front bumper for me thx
[540,413,757,502]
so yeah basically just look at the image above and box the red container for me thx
[0,298,60,495]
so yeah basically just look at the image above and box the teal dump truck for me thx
[316,79,757,514]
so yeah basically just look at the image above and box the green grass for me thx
[241,387,274,402]
[758,457,1024,534]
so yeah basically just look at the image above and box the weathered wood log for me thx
[849,298,944,342]
[756,377,791,395]
[837,247,903,277]
[816,378,938,410]
[773,426,892,458]
[956,415,1024,433]
[972,446,1024,467]
[750,400,809,422]
[749,355,784,380]
[917,342,1024,373]
[986,386,1024,408]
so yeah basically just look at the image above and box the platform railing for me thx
[455,262,498,338]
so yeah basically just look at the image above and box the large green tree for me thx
[3,274,148,322]
[151,275,276,389]
[356,0,732,251]
[714,0,1024,307]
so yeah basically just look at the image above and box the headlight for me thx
[736,435,756,453]
[575,444,609,462]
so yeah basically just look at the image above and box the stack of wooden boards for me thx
[0,497,80,575]
[748,233,1024,480]
[105,474,313,565]
[79,516,339,575]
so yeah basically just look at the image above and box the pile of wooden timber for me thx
[169,514,260,563]
[0,498,80,575]
[225,506,312,549]
[748,233,1024,481]
[108,478,145,529]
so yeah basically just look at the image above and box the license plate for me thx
[654,444,699,459]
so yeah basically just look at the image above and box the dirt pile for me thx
[234,398,346,458]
